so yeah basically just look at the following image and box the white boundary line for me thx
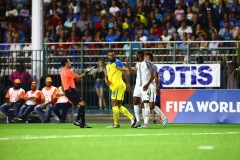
[0,132,240,141]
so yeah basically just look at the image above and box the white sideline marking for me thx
[0,132,239,141]
[198,146,214,150]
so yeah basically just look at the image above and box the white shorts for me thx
[133,85,150,101]
[149,84,156,103]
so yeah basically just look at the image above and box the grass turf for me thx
[0,123,240,160]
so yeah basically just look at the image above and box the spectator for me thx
[0,79,25,123]
[177,20,193,39]
[34,77,57,123]
[5,4,18,21]
[214,0,228,22]
[13,81,41,123]
[68,0,80,14]
[227,61,238,89]
[230,21,239,40]
[209,32,219,61]
[93,59,107,110]
[109,0,120,16]
[19,4,29,18]
[191,0,199,14]
[9,63,32,91]
[174,3,185,27]
[52,86,72,123]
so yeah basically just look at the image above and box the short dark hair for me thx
[145,52,154,61]
[61,58,68,67]
[137,50,144,58]
[107,50,115,55]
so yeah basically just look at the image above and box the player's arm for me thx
[74,66,95,80]
[122,70,130,91]
[143,62,155,91]
[155,72,160,95]
[124,62,137,75]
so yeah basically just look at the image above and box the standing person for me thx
[93,59,107,110]
[52,86,72,123]
[0,79,25,123]
[13,81,41,122]
[9,63,32,91]
[34,77,57,123]
[124,50,155,128]
[145,52,168,128]
[60,58,93,128]
[105,50,136,128]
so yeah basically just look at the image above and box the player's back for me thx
[135,60,153,87]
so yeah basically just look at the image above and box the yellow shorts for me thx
[110,83,126,101]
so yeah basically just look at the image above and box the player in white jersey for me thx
[145,52,168,128]
[125,50,155,128]
[34,77,57,123]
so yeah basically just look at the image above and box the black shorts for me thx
[65,88,83,106]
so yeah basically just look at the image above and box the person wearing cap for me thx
[13,82,41,123]
[60,58,94,128]
[34,77,57,123]
[0,79,25,123]
[52,86,72,123]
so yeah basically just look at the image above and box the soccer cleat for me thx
[131,117,137,128]
[73,121,81,126]
[132,122,142,128]
[153,120,156,123]
[162,118,168,128]
[80,124,92,128]
[106,124,120,128]
[137,124,149,129]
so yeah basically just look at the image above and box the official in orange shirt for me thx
[0,79,25,123]
[52,86,72,123]
[34,77,57,123]
[60,58,94,128]
[13,82,41,122]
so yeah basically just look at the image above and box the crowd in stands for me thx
[0,0,240,62]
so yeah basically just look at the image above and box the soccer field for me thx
[0,123,240,160]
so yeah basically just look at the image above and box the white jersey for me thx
[8,87,25,103]
[149,63,159,102]
[135,60,153,87]
[25,90,40,105]
[56,86,69,103]
[41,86,56,105]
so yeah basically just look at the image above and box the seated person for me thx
[13,82,41,122]
[0,79,25,123]
[52,86,72,123]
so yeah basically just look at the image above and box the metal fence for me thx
[0,41,240,107]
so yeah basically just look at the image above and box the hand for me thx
[42,104,47,109]
[143,84,149,91]
[105,79,110,86]
[124,57,129,66]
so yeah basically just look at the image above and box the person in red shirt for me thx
[0,79,25,123]
[60,58,94,128]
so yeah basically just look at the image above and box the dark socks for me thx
[76,106,85,125]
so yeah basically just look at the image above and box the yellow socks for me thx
[112,106,119,125]
[119,106,134,120]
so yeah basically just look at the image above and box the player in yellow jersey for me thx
[105,50,136,128]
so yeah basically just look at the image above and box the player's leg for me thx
[152,92,168,128]
[106,89,120,128]
[117,85,136,127]
[139,89,150,128]
[132,86,142,127]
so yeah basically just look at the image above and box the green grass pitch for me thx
[0,123,240,160]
